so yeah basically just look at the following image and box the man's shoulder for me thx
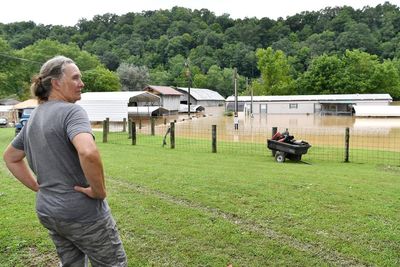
[45,101,84,113]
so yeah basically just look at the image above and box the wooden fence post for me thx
[345,127,350,162]
[132,122,136,145]
[122,118,126,132]
[170,122,175,149]
[102,120,108,143]
[106,117,110,134]
[212,124,217,153]
[128,119,132,138]
[151,117,155,136]
[271,126,277,156]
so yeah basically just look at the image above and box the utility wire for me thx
[0,52,42,65]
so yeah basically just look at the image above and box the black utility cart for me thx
[267,139,311,163]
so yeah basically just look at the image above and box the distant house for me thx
[143,85,182,113]
[175,87,225,107]
[225,94,393,116]
[76,91,160,122]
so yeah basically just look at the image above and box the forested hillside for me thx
[1,2,400,99]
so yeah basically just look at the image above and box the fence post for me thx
[122,118,126,132]
[170,122,175,149]
[106,117,110,134]
[345,127,350,162]
[212,125,217,153]
[139,118,142,129]
[132,122,136,145]
[271,126,277,156]
[102,120,108,143]
[151,117,155,136]
[128,119,132,138]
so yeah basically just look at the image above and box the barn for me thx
[143,85,182,113]
[76,91,160,122]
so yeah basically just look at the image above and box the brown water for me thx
[114,104,400,152]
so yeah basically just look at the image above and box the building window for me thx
[289,103,298,109]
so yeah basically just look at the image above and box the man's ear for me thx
[51,78,59,88]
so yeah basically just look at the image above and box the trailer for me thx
[267,139,311,163]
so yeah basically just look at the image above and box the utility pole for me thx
[249,78,254,118]
[233,67,238,115]
[184,59,192,118]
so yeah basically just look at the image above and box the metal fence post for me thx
[170,122,175,149]
[345,127,350,162]
[212,124,217,153]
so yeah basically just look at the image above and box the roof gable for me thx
[176,87,225,101]
[145,85,182,96]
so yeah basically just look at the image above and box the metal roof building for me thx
[143,85,182,112]
[77,91,160,122]
[175,87,225,107]
[226,94,393,115]
[353,105,400,117]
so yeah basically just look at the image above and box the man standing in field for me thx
[3,55,127,266]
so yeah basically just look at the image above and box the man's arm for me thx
[72,133,107,199]
[3,145,39,192]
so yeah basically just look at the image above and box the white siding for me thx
[161,95,180,111]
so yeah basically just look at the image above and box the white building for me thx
[175,87,225,107]
[77,91,160,122]
[226,94,393,115]
[143,85,182,113]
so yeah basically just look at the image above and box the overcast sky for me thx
[1,0,398,26]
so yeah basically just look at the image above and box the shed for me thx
[128,106,169,117]
[226,94,392,115]
[13,99,38,109]
[76,91,160,122]
[175,87,225,107]
[0,99,20,105]
[353,105,400,117]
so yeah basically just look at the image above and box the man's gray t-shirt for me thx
[12,100,110,222]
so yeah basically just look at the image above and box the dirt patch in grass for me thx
[20,247,59,267]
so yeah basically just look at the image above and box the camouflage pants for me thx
[38,214,127,267]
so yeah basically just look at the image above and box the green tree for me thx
[254,47,295,95]
[117,63,149,90]
[296,54,344,95]
[82,66,120,92]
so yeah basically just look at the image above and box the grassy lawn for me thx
[1,127,399,266]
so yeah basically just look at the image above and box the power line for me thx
[0,53,42,65]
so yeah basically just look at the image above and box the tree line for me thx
[1,2,400,100]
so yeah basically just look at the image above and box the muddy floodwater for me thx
[125,106,400,152]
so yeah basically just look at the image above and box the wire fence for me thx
[98,117,400,165]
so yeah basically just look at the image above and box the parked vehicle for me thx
[0,117,7,127]
[15,107,34,135]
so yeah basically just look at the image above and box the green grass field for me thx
[1,128,399,266]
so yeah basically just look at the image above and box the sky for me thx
[1,0,399,26]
